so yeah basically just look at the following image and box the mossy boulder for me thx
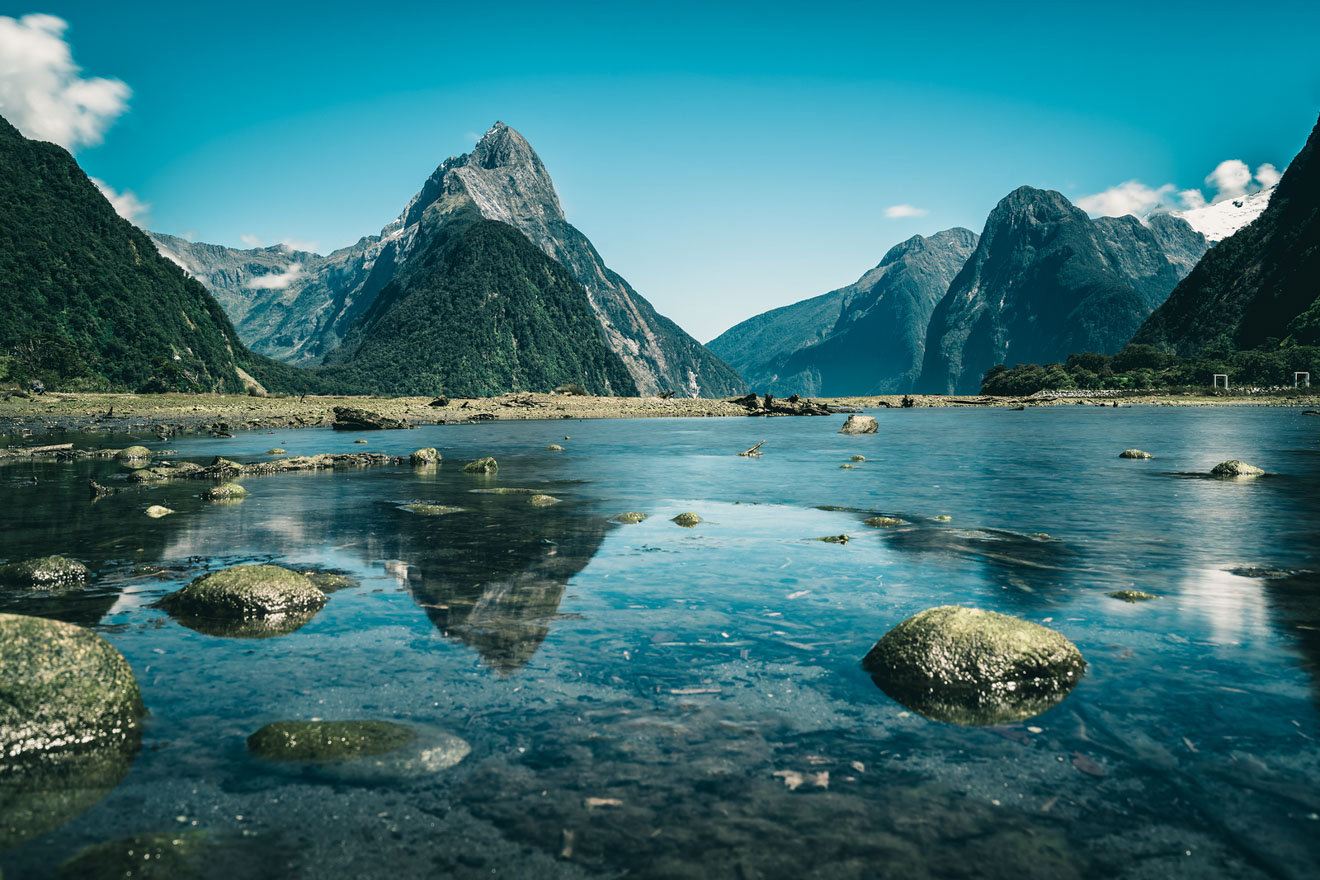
[201,482,246,501]
[613,512,648,524]
[267,448,286,455]
[850,455,866,462]
[529,494,560,507]
[1107,590,1159,603]
[863,606,1085,726]
[864,516,908,528]
[0,613,144,758]
[144,505,174,518]
[672,512,702,527]
[158,565,326,624]
[1118,449,1152,459]
[57,830,214,880]
[400,503,462,516]
[247,720,416,762]
[410,447,440,464]
[1210,459,1265,477]
[838,414,878,434]
[463,457,498,474]
[0,556,90,589]
[116,446,152,462]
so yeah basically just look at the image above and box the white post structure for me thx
[1213,374,1229,390]
[1296,372,1311,388]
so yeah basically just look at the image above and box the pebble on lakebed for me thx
[863,606,1085,726]
[0,555,90,588]
[672,512,702,527]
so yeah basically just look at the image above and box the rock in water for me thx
[57,831,214,880]
[463,457,498,474]
[613,512,648,524]
[410,447,441,464]
[1107,590,1159,602]
[529,494,560,507]
[838,414,878,434]
[1119,449,1153,459]
[0,556,90,589]
[157,565,326,639]
[247,720,417,762]
[115,445,152,462]
[201,482,247,501]
[862,606,1085,726]
[331,406,408,430]
[1210,459,1265,477]
[672,512,702,527]
[864,516,908,528]
[144,505,174,518]
[0,613,144,757]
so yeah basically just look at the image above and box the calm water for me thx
[2,407,1318,879]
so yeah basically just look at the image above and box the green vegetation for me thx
[981,343,1320,395]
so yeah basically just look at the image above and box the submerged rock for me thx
[0,556,90,589]
[158,565,326,633]
[1119,449,1153,459]
[247,720,416,762]
[839,463,856,469]
[864,516,908,528]
[144,505,174,518]
[468,487,536,494]
[463,457,498,474]
[933,515,952,522]
[547,444,564,451]
[0,613,144,758]
[201,482,246,501]
[57,830,214,880]
[672,512,702,527]
[400,503,463,516]
[1107,590,1159,602]
[1210,459,1265,477]
[297,570,359,593]
[850,455,867,462]
[863,606,1085,726]
[816,534,850,544]
[529,494,560,507]
[331,406,407,430]
[410,447,441,464]
[838,414,878,434]
[2,739,139,854]
[267,448,286,455]
[613,512,648,524]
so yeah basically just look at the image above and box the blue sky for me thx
[2,1,1319,341]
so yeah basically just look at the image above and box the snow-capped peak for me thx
[1171,186,1274,244]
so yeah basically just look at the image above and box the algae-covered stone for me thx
[839,463,856,469]
[850,455,866,462]
[159,565,325,620]
[613,512,648,524]
[201,482,246,501]
[934,515,952,522]
[57,830,214,880]
[547,444,564,451]
[1107,590,1159,603]
[144,505,174,518]
[864,516,908,528]
[410,447,441,464]
[400,503,462,516]
[0,556,90,589]
[298,570,358,594]
[863,606,1085,726]
[116,446,152,462]
[267,448,286,455]
[529,494,560,507]
[0,613,144,757]
[247,720,417,762]
[1119,449,1153,459]
[816,534,850,544]
[838,414,878,434]
[2,740,138,853]
[1210,459,1265,477]
[464,457,498,474]
[672,512,702,527]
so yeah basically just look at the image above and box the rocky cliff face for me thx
[1134,114,1320,353]
[154,123,743,397]
[709,229,978,395]
[916,187,1207,394]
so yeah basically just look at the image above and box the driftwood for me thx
[20,443,72,454]
[729,393,834,417]
[738,441,765,457]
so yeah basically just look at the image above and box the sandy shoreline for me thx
[1,390,1317,439]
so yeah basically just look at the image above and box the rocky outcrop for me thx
[862,606,1085,725]
[332,406,408,430]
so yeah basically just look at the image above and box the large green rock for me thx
[463,457,498,474]
[0,556,90,589]
[159,565,325,619]
[863,606,1085,726]
[0,614,144,758]
[116,446,152,462]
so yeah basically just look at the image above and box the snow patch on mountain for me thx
[1170,186,1274,243]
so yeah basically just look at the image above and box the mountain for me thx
[0,115,275,393]
[1170,186,1274,244]
[156,123,743,397]
[320,217,638,397]
[708,229,978,395]
[1133,114,1320,353]
[915,187,1208,394]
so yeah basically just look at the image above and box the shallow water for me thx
[2,407,1318,878]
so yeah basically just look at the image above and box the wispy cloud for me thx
[1075,180,1175,218]
[90,176,149,226]
[1077,159,1281,218]
[239,233,263,247]
[0,14,130,150]
[245,263,304,290]
[278,237,319,254]
[884,204,929,218]
[1254,163,1281,189]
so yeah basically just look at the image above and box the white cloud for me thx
[1205,159,1252,203]
[0,14,130,151]
[245,263,303,290]
[89,176,149,226]
[884,204,928,218]
[1075,180,1176,218]
[1254,163,1281,189]
[1176,188,1206,210]
[239,234,263,247]
[278,237,319,254]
